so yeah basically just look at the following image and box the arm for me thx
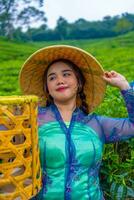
[97,84,134,143]
[98,71,134,143]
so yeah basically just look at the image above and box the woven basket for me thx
[0,96,41,200]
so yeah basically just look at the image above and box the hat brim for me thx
[19,45,106,112]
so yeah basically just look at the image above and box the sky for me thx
[44,0,134,28]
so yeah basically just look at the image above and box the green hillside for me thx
[0,32,134,96]
[0,33,134,199]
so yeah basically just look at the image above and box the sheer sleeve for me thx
[96,82,134,143]
[37,106,46,127]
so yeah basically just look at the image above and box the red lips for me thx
[56,86,68,92]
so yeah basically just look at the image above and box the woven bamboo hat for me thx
[19,45,106,112]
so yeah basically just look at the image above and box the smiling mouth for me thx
[56,87,68,92]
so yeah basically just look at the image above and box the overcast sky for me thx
[44,0,134,28]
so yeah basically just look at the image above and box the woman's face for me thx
[46,61,78,104]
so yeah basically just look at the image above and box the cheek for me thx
[74,84,78,93]
[70,79,78,91]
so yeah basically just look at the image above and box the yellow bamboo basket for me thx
[0,96,42,200]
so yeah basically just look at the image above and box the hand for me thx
[102,70,130,90]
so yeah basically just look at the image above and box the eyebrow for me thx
[47,69,73,77]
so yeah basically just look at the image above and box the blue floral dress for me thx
[35,83,134,200]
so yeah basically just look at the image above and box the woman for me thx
[20,45,134,200]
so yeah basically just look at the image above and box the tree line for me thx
[0,1,134,41]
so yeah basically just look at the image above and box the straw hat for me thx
[19,45,106,112]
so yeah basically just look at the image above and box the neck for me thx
[54,99,76,113]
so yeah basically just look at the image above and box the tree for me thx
[55,17,69,40]
[0,0,46,39]
[114,18,134,34]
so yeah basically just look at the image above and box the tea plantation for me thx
[0,32,134,199]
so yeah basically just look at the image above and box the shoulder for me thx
[77,109,98,123]
[38,106,48,114]
[86,112,98,120]
[38,106,53,126]
[38,106,55,126]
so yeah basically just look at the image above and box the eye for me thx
[49,76,56,81]
[63,72,71,77]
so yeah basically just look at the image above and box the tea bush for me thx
[0,32,134,199]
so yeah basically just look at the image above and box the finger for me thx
[104,71,112,78]
[108,72,113,77]
[104,71,110,78]
[102,75,112,82]
[110,71,118,77]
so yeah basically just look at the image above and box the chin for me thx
[55,98,70,102]
[55,96,76,103]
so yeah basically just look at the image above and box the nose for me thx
[56,75,64,85]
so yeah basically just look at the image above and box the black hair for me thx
[43,59,89,115]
